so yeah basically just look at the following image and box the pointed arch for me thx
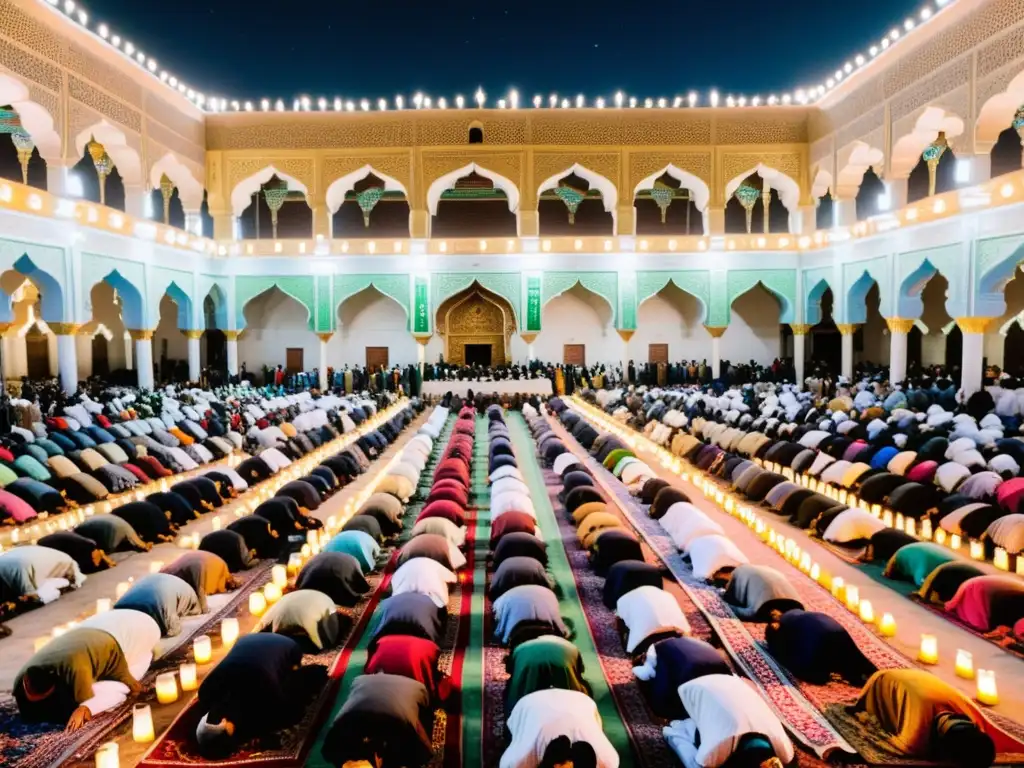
[836,141,884,195]
[73,121,143,187]
[426,162,519,216]
[536,163,617,214]
[724,164,800,212]
[0,73,61,159]
[890,106,965,179]
[204,283,228,330]
[325,165,408,214]
[235,277,314,331]
[636,273,709,324]
[725,271,795,323]
[810,167,833,200]
[1,254,65,323]
[845,271,879,325]
[632,164,710,211]
[161,281,195,331]
[542,272,617,326]
[806,278,832,326]
[977,70,1024,147]
[230,166,309,218]
[335,275,411,322]
[148,152,204,210]
[97,269,145,329]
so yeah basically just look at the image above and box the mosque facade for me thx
[1,0,1024,393]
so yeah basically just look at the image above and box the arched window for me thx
[468,126,484,144]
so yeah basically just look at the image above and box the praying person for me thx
[113,572,202,637]
[500,688,619,768]
[722,565,803,621]
[764,609,875,685]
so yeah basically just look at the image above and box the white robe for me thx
[500,689,619,768]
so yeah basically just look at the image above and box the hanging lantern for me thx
[553,183,587,224]
[922,131,949,198]
[11,129,34,185]
[159,173,176,224]
[87,137,112,206]
[1013,105,1024,166]
[649,179,675,224]
[734,183,760,234]
[262,179,289,239]
[355,186,384,228]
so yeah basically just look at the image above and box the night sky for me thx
[84,0,925,103]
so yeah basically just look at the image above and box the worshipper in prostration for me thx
[321,674,435,767]
[493,584,570,646]
[504,636,591,720]
[764,609,875,685]
[721,565,803,621]
[113,572,203,637]
[364,635,449,703]
[662,674,794,768]
[851,669,997,768]
[112,500,177,544]
[13,628,140,731]
[632,637,732,719]
[252,589,346,651]
[160,551,238,612]
[194,634,327,758]
[75,514,151,554]
[0,544,85,607]
[79,608,162,680]
[37,531,116,574]
[294,551,371,607]
[500,688,619,768]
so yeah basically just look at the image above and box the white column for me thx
[52,325,79,394]
[795,204,817,234]
[616,330,633,375]
[957,318,991,398]
[3,332,27,379]
[132,331,154,390]
[886,318,913,385]
[791,325,810,389]
[44,159,71,197]
[123,183,147,218]
[706,326,726,379]
[833,198,858,227]
[183,209,203,236]
[884,177,909,212]
[959,154,992,187]
[838,324,857,380]
[185,331,201,382]
[417,337,427,370]
[75,333,93,379]
[226,332,239,377]
[318,333,331,390]
[123,332,134,370]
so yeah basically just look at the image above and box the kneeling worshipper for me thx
[37,531,115,574]
[632,637,732,719]
[944,575,1024,633]
[390,556,457,608]
[663,674,794,768]
[112,500,177,544]
[75,515,150,554]
[722,565,803,621]
[493,584,570,645]
[357,493,405,536]
[113,572,202,637]
[344,514,385,543]
[227,514,281,559]
[369,592,446,653]
[490,557,555,600]
[500,688,619,768]
[852,669,1000,767]
[13,627,140,730]
[325,530,381,573]
[398,532,467,571]
[294,551,371,607]
[252,589,345,651]
[884,542,958,589]
[764,609,875,685]
[0,544,84,606]
[617,585,691,654]
[194,634,327,758]
[198,530,256,572]
[364,635,448,703]
[160,551,237,612]
[504,636,591,719]
[78,608,162,680]
[254,497,309,539]
[321,673,434,768]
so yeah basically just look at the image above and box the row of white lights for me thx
[42,0,955,112]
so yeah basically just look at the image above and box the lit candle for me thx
[115,581,131,599]
[935,528,947,545]
[859,599,874,623]
[300,544,311,558]
[871,504,882,517]
[977,669,999,705]
[155,672,178,704]
[249,591,267,617]
[879,613,896,637]
[95,741,119,768]
[264,583,283,604]
[272,564,288,588]
[905,518,917,538]
[220,618,239,648]
[799,552,812,573]
[179,662,197,691]
[810,563,821,582]
[831,576,845,600]
[95,597,111,614]
[919,634,939,664]
[838,489,848,505]
[848,494,858,509]
[193,634,212,664]
[149,561,164,574]
[970,540,984,560]
[845,584,860,611]
[212,516,222,531]
[883,510,894,528]
[994,547,1009,571]
[955,649,974,679]
[895,512,905,532]
[950,534,962,550]
[132,703,155,742]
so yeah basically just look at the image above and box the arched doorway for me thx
[435,283,515,366]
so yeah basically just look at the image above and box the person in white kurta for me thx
[500,688,619,768]
[75,608,162,717]
[663,675,794,768]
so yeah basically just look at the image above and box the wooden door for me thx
[648,343,669,364]
[92,334,109,376]
[285,348,304,373]
[366,346,389,371]
[26,333,50,379]
[563,344,585,366]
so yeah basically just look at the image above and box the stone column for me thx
[183,209,203,237]
[75,329,93,379]
[317,333,332,390]
[885,177,909,211]
[885,318,915,384]
[130,329,155,390]
[705,325,727,379]
[518,210,539,238]
[0,323,18,382]
[833,198,858,227]
[409,210,430,239]
[123,332,133,370]
[616,330,634,375]
[956,317,993,398]
[414,334,432,377]
[183,330,202,382]
[123,183,147,218]
[960,154,992,186]
[790,324,812,389]
[615,206,636,237]
[1,326,27,380]
[43,158,72,197]
[225,331,240,377]
[212,212,235,240]
[836,324,859,380]
[705,206,725,236]
[50,323,81,394]
[312,204,332,240]
[796,204,817,234]
[520,333,538,363]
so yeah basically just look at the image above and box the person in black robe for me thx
[226,516,281,559]
[342,514,383,543]
[278,480,322,511]
[236,456,273,485]
[112,501,176,544]
[201,471,237,502]
[194,634,326,757]
[75,515,150,553]
[765,609,875,685]
[147,491,199,527]
[369,593,445,654]
[198,530,255,572]
[254,497,307,538]
[37,532,114,574]
[294,552,370,607]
